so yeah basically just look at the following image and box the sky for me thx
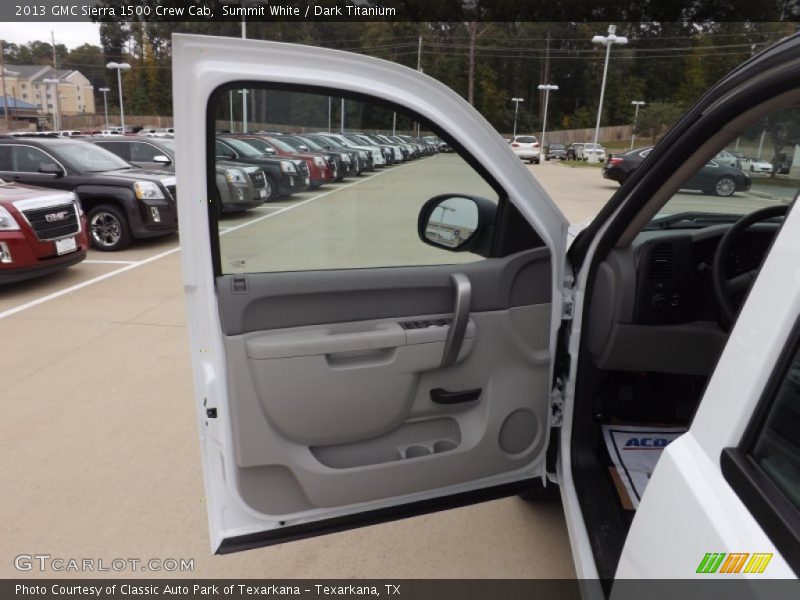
[0,22,101,50]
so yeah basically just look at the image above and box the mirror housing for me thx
[153,154,172,165]
[298,145,310,152]
[417,194,496,257]
[39,162,64,177]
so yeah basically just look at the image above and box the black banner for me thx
[4,579,800,600]
[0,0,796,23]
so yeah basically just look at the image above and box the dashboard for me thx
[586,223,781,376]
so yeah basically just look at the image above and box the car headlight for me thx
[133,181,165,200]
[314,156,326,167]
[358,150,368,159]
[341,154,351,163]
[225,168,246,184]
[0,206,20,231]
[280,160,297,173]
[71,193,83,216]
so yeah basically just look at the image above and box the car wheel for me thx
[714,176,736,197]
[263,175,277,201]
[88,204,132,251]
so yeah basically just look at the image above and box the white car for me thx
[174,34,799,581]
[579,142,607,162]
[748,158,773,173]
[509,135,541,164]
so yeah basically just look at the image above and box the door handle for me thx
[441,273,471,367]
[430,387,482,404]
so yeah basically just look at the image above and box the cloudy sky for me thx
[0,22,101,49]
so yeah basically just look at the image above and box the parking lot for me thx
[1,156,794,579]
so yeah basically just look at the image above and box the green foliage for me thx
[634,102,685,143]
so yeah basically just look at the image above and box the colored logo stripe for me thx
[696,552,772,574]
[744,553,773,574]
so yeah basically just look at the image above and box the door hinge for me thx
[550,378,565,428]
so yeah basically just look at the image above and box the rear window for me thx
[514,136,538,144]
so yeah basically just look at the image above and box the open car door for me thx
[173,34,570,553]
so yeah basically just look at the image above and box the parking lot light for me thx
[42,78,60,130]
[538,84,558,161]
[591,25,628,162]
[511,97,524,138]
[630,101,645,150]
[106,62,131,133]
[99,87,111,130]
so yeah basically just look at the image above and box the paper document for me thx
[602,424,687,509]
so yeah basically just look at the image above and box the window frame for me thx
[205,81,542,278]
[721,318,800,575]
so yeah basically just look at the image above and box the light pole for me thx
[42,78,60,130]
[99,87,110,129]
[630,100,645,150]
[590,24,628,162]
[237,90,249,133]
[106,62,131,132]
[537,84,558,161]
[511,97,524,138]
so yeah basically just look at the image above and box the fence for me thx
[58,114,175,130]
[504,125,634,146]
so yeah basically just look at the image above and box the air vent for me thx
[648,244,673,280]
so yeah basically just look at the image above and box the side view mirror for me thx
[298,145,309,152]
[39,162,64,177]
[417,194,496,257]
[264,147,277,155]
[153,154,172,165]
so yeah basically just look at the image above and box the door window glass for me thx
[210,87,499,274]
[12,146,52,172]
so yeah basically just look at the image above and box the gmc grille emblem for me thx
[45,211,69,223]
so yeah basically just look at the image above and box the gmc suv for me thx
[0,179,88,283]
[0,138,177,251]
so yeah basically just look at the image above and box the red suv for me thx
[230,134,335,188]
[0,181,89,284]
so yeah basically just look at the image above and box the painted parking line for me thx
[82,259,138,265]
[0,164,411,320]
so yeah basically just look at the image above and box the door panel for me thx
[173,33,568,552]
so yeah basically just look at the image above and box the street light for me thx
[42,78,60,130]
[237,90,249,133]
[590,25,628,162]
[537,84,558,162]
[630,100,645,150]
[106,62,131,132]
[99,87,111,129]
[511,97,524,138]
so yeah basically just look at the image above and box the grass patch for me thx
[557,159,605,168]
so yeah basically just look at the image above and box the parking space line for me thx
[83,259,138,265]
[0,246,180,321]
[0,163,411,320]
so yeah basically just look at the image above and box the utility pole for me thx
[340,98,345,133]
[416,35,422,137]
[539,31,550,126]
[630,101,645,150]
[0,41,9,128]
[467,22,476,105]
[52,31,61,132]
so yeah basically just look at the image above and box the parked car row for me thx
[602,146,751,196]
[0,130,439,284]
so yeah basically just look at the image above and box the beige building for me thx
[1,64,96,124]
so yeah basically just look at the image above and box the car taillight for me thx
[609,158,623,165]
[533,143,539,147]
[511,143,520,147]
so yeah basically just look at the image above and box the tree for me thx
[766,108,800,176]
[634,102,685,143]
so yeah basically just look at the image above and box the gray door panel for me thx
[214,248,554,516]
[216,247,551,335]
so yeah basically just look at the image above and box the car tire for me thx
[714,176,737,197]
[518,481,561,503]
[88,204,132,252]
[263,175,277,202]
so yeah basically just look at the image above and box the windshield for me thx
[515,136,537,143]
[265,137,298,153]
[238,138,276,154]
[155,139,175,155]
[221,137,263,158]
[291,136,325,151]
[57,142,132,172]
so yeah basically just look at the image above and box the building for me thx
[0,65,96,123]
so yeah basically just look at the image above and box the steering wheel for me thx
[712,204,789,329]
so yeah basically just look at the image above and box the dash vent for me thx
[648,244,673,280]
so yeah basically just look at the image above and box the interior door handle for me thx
[441,273,471,367]
[430,387,482,404]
